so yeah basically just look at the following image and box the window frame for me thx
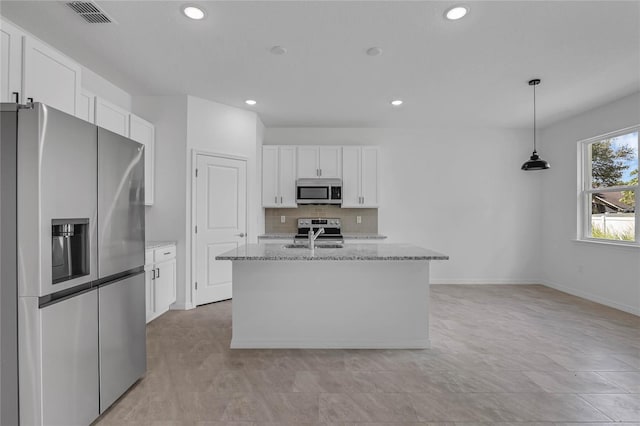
[578,125,639,247]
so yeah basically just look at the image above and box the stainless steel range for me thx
[294,218,343,243]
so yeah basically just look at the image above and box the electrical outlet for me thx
[356,216,362,224]
[280,215,286,224]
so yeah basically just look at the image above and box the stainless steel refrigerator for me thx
[1,102,146,425]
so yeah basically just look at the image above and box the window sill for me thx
[573,239,640,250]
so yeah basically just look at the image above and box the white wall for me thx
[133,95,189,307]
[265,127,542,284]
[540,92,640,315]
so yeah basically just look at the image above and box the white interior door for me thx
[195,154,247,306]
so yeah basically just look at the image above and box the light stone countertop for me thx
[146,241,177,250]
[216,243,448,261]
[257,233,388,240]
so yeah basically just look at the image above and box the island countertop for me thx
[216,243,448,261]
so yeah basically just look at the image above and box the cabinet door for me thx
[129,114,155,205]
[1,19,24,103]
[297,146,319,178]
[361,147,379,207]
[95,97,129,137]
[23,36,81,116]
[318,146,342,178]
[262,146,279,207]
[145,268,155,323]
[279,146,297,207]
[341,146,361,207]
[155,259,176,312]
[77,89,95,123]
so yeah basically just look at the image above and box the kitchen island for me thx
[216,243,448,349]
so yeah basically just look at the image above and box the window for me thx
[579,126,639,245]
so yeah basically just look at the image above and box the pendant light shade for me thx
[521,79,550,171]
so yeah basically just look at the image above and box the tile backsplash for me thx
[265,205,378,234]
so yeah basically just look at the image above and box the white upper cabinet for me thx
[1,19,24,103]
[129,114,155,206]
[262,146,297,208]
[22,36,81,116]
[297,146,342,178]
[77,89,95,123]
[95,97,129,137]
[341,146,379,208]
[296,146,319,178]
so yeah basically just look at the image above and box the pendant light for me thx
[521,79,550,171]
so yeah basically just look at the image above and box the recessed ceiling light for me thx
[390,100,403,106]
[245,99,257,106]
[182,4,206,20]
[270,46,287,55]
[366,47,383,57]
[445,6,468,20]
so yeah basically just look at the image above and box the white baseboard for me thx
[170,302,195,310]
[230,338,431,349]
[541,280,640,316]
[430,279,540,285]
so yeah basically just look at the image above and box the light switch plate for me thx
[356,216,362,224]
[281,215,286,223]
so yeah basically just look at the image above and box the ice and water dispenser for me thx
[51,219,90,284]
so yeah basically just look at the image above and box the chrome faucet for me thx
[308,227,325,250]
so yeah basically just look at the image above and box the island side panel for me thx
[230,260,430,349]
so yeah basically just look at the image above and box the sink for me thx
[282,243,344,249]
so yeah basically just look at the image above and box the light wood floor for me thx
[95,285,640,425]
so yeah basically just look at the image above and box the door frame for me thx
[190,150,248,307]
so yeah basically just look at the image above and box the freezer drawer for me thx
[98,127,145,278]
[41,289,99,426]
[99,272,146,412]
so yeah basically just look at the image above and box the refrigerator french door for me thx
[97,127,146,413]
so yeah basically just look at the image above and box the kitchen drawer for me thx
[153,245,176,263]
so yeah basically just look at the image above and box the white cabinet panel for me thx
[297,146,342,178]
[0,19,24,103]
[262,146,279,207]
[155,259,176,312]
[341,146,361,208]
[341,146,379,208]
[144,244,176,323]
[145,268,155,323]
[95,97,129,137]
[279,146,297,207]
[77,89,95,123]
[318,146,342,178]
[297,146,318,178]
[361,147,379,207]
[262,146,297,208]
[22,36,81,116]
[129,114,155,205]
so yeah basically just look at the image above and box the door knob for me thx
[236,232,246,237]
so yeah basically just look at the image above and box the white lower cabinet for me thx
[145,244,177,323]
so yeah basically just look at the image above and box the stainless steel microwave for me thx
[296,178,342,205]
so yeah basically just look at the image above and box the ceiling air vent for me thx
[66,1,113,23]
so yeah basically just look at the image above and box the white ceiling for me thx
[1,1,638,128]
